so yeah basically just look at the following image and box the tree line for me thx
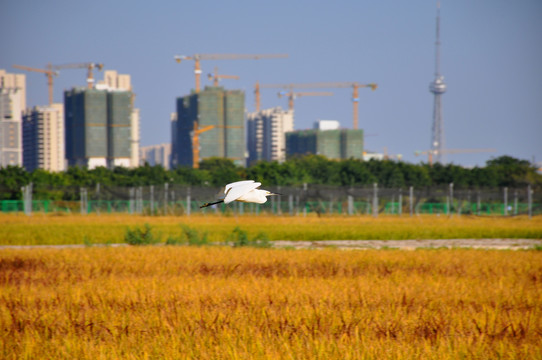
[0,155,540,200]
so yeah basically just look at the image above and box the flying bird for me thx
[200,180,280,208]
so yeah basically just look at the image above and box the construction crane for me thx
[191,121,243,169]
[256,82,377,129]
[382,147,403,161]
[52,62,104,89]
[174,53,288,93]
[207,67,240,86]
[415,148,497,166]
[254,81,262,112]
[12,63,58,105]
[277,91,333,111]
[192,121,214,170]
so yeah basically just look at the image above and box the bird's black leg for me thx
[200,200,225,209]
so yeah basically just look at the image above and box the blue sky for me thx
[2,0,541,167]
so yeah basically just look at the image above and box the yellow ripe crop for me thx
[0,213,541,245]
[1,247,541,359]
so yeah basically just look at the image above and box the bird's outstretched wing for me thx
[216,181,255,200]
[224,181,261,204]
[224,180,255,193]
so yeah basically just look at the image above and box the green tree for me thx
[30,169,69,200]
[65,166,93,186]
[111,166,138,187]
[172,166,211,185]
[132,163,171,185]
[467,166,498,188]
[1,154,540,201]
[0,166,30,200]
[399,163,431,188]
[485,156,540,188]
[246,161,283,185]
[88,166,114,185]
[199,158,242,186]
[336,159,376,186]
[387,166,406,188]
[288,155,340,184]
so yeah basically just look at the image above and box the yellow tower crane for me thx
[191,122,243,169]
[254,81,262,112]
[192,122,214,170]
[207,67,240,86]
[174,53,288,93]
[277,91,333,111]
[256,82,377,129]
[52,62,104,89]
[12,64,58,105]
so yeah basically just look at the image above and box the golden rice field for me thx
[1,246,541,359]
[0,213,541,245]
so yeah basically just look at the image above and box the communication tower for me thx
[429,1,447,163]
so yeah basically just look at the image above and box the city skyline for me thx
[1,0,541,167]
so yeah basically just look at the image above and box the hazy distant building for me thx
[170,112,177,168]
[247,107,293,165]
[0,70,26,167]
[64,87,133,169]
[362,151,385,161]
[314,120,340,131]
[130,108,140,168]
[97,70,132,91]
[286,128,364,160]
[22,104,65,172]
[140,143,171,169]
[172,86,245,167]
[0,69,26,110]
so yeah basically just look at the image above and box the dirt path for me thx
[1,239,540,250]
[272,239,542,250]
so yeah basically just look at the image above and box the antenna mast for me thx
[429,1,447,164]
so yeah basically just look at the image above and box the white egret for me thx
[200,180,280,208]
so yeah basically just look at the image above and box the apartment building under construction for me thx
[64,87,133,169]
[286,128,364,160]
[172,86,245,167]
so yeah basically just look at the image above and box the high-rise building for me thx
[97,70,140,167]
[98,70,132,91]
[107,90,132,168]
[340,129,365,159]
[130,108,140,168]
[0,70,26,167]
[170,112,177,168]
[0,69,26,110]
[172,86,245,167]
[286,128,364,160]
[64,88,107,168]
[246,107,293,165]
[140,143,171,169]
[22,104,65,172]
[64,87,133,169]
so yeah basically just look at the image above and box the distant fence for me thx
[1,183,539,217]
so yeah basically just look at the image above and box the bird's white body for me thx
[232,188,269,204]
[200,180,279,208]
[222,180,271,204]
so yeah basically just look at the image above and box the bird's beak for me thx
[269,192,281,196]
